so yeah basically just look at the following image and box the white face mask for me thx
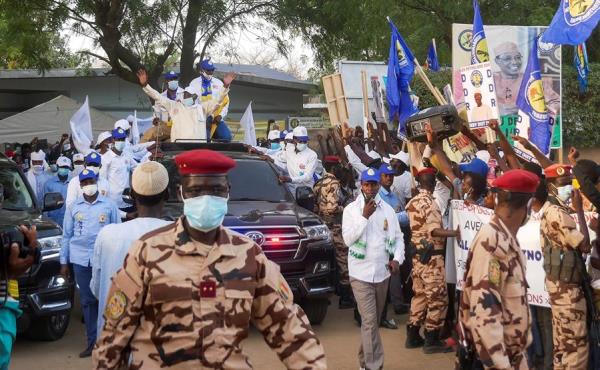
[32,164,43,174]
[87,166,100,175]
[296,143,308,152]
[201,71,213,81]
[183,97,194,107]
[82,184,98,197]
[114,141,126,152]
[556,184,573,203]
[167,80,179,91]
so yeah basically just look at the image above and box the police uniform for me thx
[405,168,448,348]
[459,170,539,369]
[93,150,326,369]
[540,164,588,370]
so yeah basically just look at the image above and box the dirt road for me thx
[11,304,453,369]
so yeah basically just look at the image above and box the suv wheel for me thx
[26,310,71,341]
[301,298,329,325]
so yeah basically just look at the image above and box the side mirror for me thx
[296,186,315,211]
[43,192,64,212]
[122,188,133,205]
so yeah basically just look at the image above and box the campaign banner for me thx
[452,24,562,150]
[459,62,500,129]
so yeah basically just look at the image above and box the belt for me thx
[415,249,445,256]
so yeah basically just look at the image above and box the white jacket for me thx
[342,194,405,283]
[188,76,229,119]
[285,145,317,194]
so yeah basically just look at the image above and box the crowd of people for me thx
[2,57,600,370]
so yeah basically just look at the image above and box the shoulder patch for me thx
[105,290,127,321]
[488,259,501,287]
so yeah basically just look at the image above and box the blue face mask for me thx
[270,142,281,150]
[167,80,179,91]
[114,141,126,151]
[183,97,194,107]
[58,168,70,177]
[183,194,228,232]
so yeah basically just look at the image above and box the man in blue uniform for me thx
[43,156,71,225]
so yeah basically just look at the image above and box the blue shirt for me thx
[43,175,69,226]
[90,218,171,335]
[60,195,121,266]
[379,187,410,227]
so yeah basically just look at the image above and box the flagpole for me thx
[413,59,447,105]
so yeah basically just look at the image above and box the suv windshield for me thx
[164,158,291,203]
[0,166,34,210]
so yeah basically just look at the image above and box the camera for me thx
[405,105,462,142]
[0,228,41,266]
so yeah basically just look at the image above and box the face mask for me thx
[114,141,126,151]
[82,184,98,197]
[87,166,100,175]
[50,164,58,173]
[183,97,194,107]
[270,142,281,150]
[32,165,43,174]
[167,80,179,90]
[201,71,213,81]
[73,164,84,175]
[183,193,228,232]
[58,168,70,177]
[63,143,71,151]
[463,189,472,201]
[556,184,573,203]
[296,143,308,152]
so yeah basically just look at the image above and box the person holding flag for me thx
[426,39,440,72]
[515,37,552,160]
[471,0,489,64]
[386,17,419,137]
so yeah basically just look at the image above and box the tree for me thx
[563,62,600,148]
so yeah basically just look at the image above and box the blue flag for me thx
[426,40,440,72]
[471,0,489,64]
[516,38,552,155]
[542,0,600,45]
[574,43,590,93]
[386,18,418,134]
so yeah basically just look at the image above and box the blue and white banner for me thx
[543,0,600,45]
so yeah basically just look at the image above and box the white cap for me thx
[97,131,112,146]
[73,153,85,163]
[56,156,71,167]
[285,132,294,140]
[184,86,196,95]
[30,150,46,161]
[126,114,135,123]
[389,151,409,166]
[131,161,169,196]
[292,126,308,139]
[114,119,131,131]
[268,130,280,141]
[475,150,491,164]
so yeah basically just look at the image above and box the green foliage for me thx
[563,62,600,148]
[411,68,452,108]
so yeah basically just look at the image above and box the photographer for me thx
[0,225,39,369]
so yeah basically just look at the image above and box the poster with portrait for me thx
[452,24,562,149]
[459,62,499,133]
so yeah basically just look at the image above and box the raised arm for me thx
[489,120,521,170]
[512,135,554,169]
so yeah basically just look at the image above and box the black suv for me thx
[159,142,336,324]
[0,153,73,340]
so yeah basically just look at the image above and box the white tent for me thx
[0,95,116,143]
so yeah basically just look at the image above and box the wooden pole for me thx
[413,58,447,105]
[360,70,370,145]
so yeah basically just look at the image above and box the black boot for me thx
[423,329,453,354]
[338,285,355,309]
[405,324,424,348]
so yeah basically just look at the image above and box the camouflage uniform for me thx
[459,216,531,369]
[314,173,348,286]
[93,218,326,369]
[406,189,447,331]
[540,200,588,370]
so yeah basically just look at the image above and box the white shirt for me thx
[100,150,137,208]
[433,180,452,228]
[161,87,184,101]
[471,104,493,122]
[255,146,288,170]
[391,171,412,209]
[188,76,229,119]
[65,176,111,209]
[90,217,172,336]
[285,145,318,194]
[342,194,405,283]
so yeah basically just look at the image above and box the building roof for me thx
[0,63,315,91]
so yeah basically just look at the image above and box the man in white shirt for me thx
[342,168,405,370]
[470,91,493,123]
[65,152,111,209]
[160,70,184,101]
[385,151,413,210]
[91,161,171,335]
[100,128,137,210]
[278,126,318,196]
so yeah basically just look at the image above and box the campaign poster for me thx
[459,62,500,129]
[452,24,561,150]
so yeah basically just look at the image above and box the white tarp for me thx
[0,95,116,143]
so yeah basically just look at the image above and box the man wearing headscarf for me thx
[25,150,52,206]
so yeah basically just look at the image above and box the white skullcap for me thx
[30,150,46,161]
[475,150,491,164]
[114,119,131,130]
[184,86,197,95]
[293,126,308,138]
[56,156,71,167]
[126,115,135,123]
[131,161,169,196]
[389,151,409,166]
[268,130,281,141]
[285,132,294,140]
[97,131,112,145]
[72,153,85,162]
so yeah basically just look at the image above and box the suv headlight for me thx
[302,225,332,242]
[38,236,62,259]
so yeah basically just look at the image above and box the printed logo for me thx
[245,231,266,246]
[470,70,483,88]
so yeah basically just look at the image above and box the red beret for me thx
[544,164,572,179]
[417,167,437,176]
[324,155,340,164]
[492,169,540,193]
[175,149,236,176]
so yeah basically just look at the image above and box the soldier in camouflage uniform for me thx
[540,164,590,370]
[313,155,353,308]
[93,149,326,369]
[405,167,458,353]
[459,169,539,369]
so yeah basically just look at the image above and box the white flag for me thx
[131,110,140,145]
[69,96,93,155]
[240,102,256,146]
